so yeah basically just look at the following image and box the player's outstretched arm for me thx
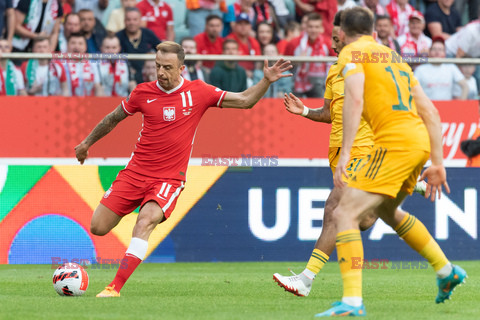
[221,59,292,109]
[284,92,332,123]
[412,84,450,201]
[74,104,128,164]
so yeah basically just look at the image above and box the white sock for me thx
[302,268,316,281]
[342,296,363,307]
[436,262,453,279]
[125,237,148,260]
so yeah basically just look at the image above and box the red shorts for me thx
[100,169,185,219]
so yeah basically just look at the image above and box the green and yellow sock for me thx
[305,249,329,277]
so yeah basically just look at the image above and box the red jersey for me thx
[225,33,261,71]
[121,78,227,181]
[137,0,174,41]
[194,32,224,68]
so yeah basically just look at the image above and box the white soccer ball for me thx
[52,263,89,296]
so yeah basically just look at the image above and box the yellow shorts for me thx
[348,146,430,198]
[329,146,373,181]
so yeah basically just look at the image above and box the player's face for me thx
[155,51,185,90]
[306,19,323,41]
[331,26,345,55]
[101,38,121,54]
[33,39,50,53]
[205,18,222,38]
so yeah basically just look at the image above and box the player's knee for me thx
[90,222,108,236]
[322,202,336,227]
[359,214,377,231]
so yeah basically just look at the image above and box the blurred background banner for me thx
[0,165,478,264]
[0,97,478,160]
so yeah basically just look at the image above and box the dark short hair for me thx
[206,14,222,24]
[156,41,185,65]
[333,10,344,27]
[341,7,374,37]
[125,7,141,15]
[78,8,94,15]
[222,38,238,51]
[375,15,392,24]
[306,12,322,22]
[64,12,79,23]
[32,36,50,46]
[67,32,86,43]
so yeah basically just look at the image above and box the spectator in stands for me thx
[253,43,292,97]
[225,12,261,76]
[21,37,68,96]
[414,37,469,100]
[386,0,415,37]
[445,17,480,58]
[98,35,134,97]
[79,9,106,54]
[223,0,255,37]
[186,0,225,37]
[137,0,174,42]
[284,12,331,98]
[74,0,109,22]
[106,0,137,33]
[13,0,63,52]
[453,64,478,99]
[142,59,156,82]
[256,21,277,51]
[293,0,337,37]
[252,0,278,32]
[277,20,301,54]
[194,14,223,70]
[180,37,208,82]
[0,0,14,46]
[375,15,401,53]
[0,38,26,95]
[58,13,81,53]
[397,11,432,57]
[63,33,103,96]
[425,0,462,40]
[269,0,291,29]
[338,0,357,11]
[116,7,160,84]
[461,124,480,167]
[209,39,247,92]
[360,0,387,16]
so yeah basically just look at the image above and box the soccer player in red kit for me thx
[74,41,292,297]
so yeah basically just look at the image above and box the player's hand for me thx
[283,93,304,115]
[419,164,450,201]
[263,59,293,83]
[333,154,349,188]
[74,142,89,165]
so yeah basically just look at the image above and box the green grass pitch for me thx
[0,261,478,319]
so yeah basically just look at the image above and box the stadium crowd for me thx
[0,0,478,99]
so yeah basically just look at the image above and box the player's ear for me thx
[339,29,346,43]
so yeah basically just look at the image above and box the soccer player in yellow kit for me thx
[315,7,466,317]
[273,10,425,298]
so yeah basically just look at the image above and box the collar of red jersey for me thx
[147,0,165,8]
[156,77,184,94]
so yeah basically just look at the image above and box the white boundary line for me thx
[0,158,467,167]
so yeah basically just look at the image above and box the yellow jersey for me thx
[324,62,374,148]
[337,35,429,152]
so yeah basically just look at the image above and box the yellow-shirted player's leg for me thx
[306,249,329,274]
[336,230,363,299]
[395,212,449,272]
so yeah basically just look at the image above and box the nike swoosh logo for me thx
[147,99,158,103]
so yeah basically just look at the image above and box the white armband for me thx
[301,105,309,117]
